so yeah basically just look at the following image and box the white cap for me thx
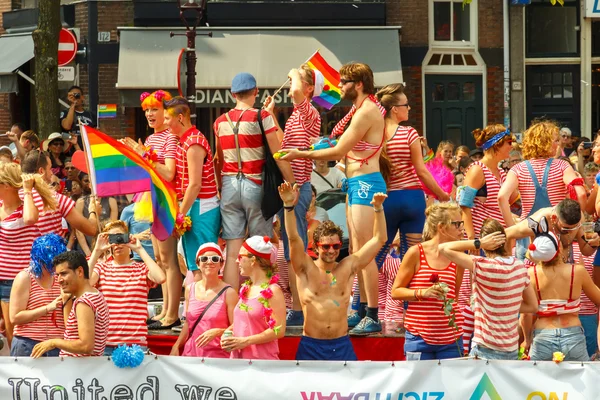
[242,236,274,260]
[528,232,559,262]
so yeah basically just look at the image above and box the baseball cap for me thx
[469,148,484,158]
[231,73,257,94]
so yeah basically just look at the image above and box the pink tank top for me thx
[182,283,231,358]
[232,291,279,360]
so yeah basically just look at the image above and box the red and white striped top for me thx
[282,99,321,185]
[144,128,178,165]
[404,244,462,345]
[379,256,404,321]
[470,255,529,352]
[175,126,218,201]
[0,205,42,280]
[468,161,506,236]
[94,260,150,346]
[13,270,65,341]
[510,159,570,220]
[60,290,109,357]
[386,126,422,191]
[23,190,75,237]
[214,109,277,185]
[572,242,598,316]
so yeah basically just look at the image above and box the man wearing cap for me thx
[214,73,294,289]
[278,182,387,360]
[264,64,322,327]
[470,148,484,162]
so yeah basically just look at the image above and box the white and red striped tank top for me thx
[386,126,422,191]
[0,205,42,280]
[404,244,463,345]
[60,290,109,357]
[468,161,506,236]
[572,242,598,316]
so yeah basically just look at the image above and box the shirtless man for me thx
[282,62,387,335]
[278,182,387,360]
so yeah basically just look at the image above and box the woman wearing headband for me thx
[524,217,600,361]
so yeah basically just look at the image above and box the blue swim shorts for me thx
[342,172,386,207]
[296,335,357,361]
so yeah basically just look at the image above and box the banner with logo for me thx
[1,357,599,399]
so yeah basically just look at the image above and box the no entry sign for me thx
[58,28,77,67]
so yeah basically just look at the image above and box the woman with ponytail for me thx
[0,162,57,346]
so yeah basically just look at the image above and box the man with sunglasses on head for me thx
[278,182,387,361]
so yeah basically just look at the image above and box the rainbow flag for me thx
[98,104,117,119]
[80,125,178,240]
[306,51,341,110]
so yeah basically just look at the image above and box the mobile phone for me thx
[583,142,594,149]
[65,180,72,192]
[108,233,130,245]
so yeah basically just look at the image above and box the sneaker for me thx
[347,312,362,328]
[349,316,382,336]
[286,310,304,327]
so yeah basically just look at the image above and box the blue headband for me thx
[30,234,67,278]
[481,129,511,151]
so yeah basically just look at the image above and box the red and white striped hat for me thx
[242,236,274,260]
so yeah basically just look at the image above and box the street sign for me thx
[58,66,75,81]
[58,28,78,67]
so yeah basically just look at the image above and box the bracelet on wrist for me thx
[283,205,295,212]
[89,211,97,216]
[374,208,383,213]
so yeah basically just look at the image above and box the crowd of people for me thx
[2,61,600,363]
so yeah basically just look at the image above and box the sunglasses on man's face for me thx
[198,255,223,264]
[318,242,342,250]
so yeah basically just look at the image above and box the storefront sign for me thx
[195,88,294,107]
[1,357,597,399]
[585,0,600,18]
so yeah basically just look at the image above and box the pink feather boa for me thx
[421,156,454,198]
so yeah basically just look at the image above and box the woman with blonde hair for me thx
[0,162,56,346]
[391,203,465,360]
[221,236,286,359]
[436,140,455,171]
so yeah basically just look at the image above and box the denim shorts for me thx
[579,314,599,357]
[529,326,589,362]
[279,182,312,261]
[11,335,60,357]
[469,343,518,360]
[404,330,463,360]
[342,172,386,207]
[0,280,14,302]
[220,175,272,240]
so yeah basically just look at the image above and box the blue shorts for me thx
[0,280,13,302]
[404,330,463,360]
[529,326,589,362]
[11,336,60,357]
[182,198,221,271]
[296,335,357,361]
[279,182,312,261]
[469,343,518,360]
[579,314,598,357]
[342,172,386,207]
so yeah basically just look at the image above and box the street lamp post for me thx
[171,0,211,124]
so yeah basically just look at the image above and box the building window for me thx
[432,0,471,43]
[526,0,579,57]
[529,70,574,100]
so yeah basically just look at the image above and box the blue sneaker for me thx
[349,316,382,335]
[347,312,362,328]
[286,310,304,327]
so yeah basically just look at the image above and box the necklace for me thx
[238,273,281,334]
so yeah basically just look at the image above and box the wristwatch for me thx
[474,239,481,250]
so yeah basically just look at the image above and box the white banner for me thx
[0,357,599,400]
[585,0,600,18]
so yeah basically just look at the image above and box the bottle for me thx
[222,330,233,352]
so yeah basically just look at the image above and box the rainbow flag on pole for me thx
[80,125,178,240]
[306,51,342,110]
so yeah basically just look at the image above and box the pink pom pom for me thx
[154,90,165,101]
[140,92,150,102]
[421,157,454,198]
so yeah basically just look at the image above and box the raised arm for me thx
[439,233,506,271]
[278,182,313,275]
[127,238,166,285]
[349,193,388,273]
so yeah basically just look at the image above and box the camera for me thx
[583,142,594,149]
[108,233,130,244]
[73,92,81,99]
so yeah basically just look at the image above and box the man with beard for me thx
[278,182,387,360]
[281,63,387,335]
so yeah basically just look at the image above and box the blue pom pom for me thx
[596,172,600,186]
[30,234,67,278]
[112,344,145,368]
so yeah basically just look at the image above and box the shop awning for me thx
[117,27,403,107]
[0,33,34,93]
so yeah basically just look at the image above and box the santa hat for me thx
[196,242,223,263]
[313,70,325,97]
[528,232,559,262]
[243,236,274,260]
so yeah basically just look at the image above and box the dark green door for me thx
[425,75,483,150]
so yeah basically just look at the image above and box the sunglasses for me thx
[450,221,465,229]
[558,223,580,234]
[393,103,410,108]
[198,255,223,264]
[65,167,76,170]
[317,242,342,250]
[340,79,355,85]
[50,141,64,146]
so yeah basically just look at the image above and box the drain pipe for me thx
[503,0,511,129]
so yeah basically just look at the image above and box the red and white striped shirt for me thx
[0,206,42,280]
[214,109,277,185]
[60,290,109,357]
[282,99,321,185]
[94,260,150,346]
[175,126,218,201]
[470,255,529,352]
[23,190,75,237]
[386,126,422,191]
[13,270,65,341]
[144,128,178,165]
[572,242,598,316]
[510,159,570,220]
[468,161,506,236]
[404,244,462,345]
[379,256,404,321]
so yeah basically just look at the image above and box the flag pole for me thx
[78,121,102,233]
[269,49,322,100]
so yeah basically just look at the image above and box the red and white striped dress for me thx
[470,255,529,352]
[404,244,462,345]
[144,128,178,165]
[60,290,109,357]
[386,126,422,191]
[0,205,42,280]
[572,242,598,316]
[12,270,65,341]
[467,161,506,236]
[510,158,570,220]
[94,260,150,346]
[175,126,218,201]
